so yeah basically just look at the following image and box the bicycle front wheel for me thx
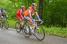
[33,25,45,41]
[15,22,21,33]
[4,21,9,29]
[2,20,9,30]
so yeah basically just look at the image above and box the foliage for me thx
[0,0,67,27]
[44,0,67,27]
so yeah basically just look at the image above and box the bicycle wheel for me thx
[15,22,21,33]
[3,21,9,30]
[33,25,45,41]
[23,24,30,34]
[23,24,31,38]
[0,21,3,29]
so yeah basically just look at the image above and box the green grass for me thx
[8,19,16,28]
[45,27,67,38]
[8,19,67,38]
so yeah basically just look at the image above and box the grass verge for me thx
[8,19,16,28]
[45,27,67,38]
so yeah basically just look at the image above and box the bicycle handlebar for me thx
[34,20,44,24]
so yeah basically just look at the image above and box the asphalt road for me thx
[0,28,67,44]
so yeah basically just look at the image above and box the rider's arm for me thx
[35,12,41,21]
[3,10,8,18]
[28,10,33,23]
[29,10,32,19]
[5,11,8,18]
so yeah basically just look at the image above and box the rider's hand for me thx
[1,16,3,18]
[30,19,33,23]
[39,19,42,21]
[20,19,22,21]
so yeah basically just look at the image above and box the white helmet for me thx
[32,3,37,7]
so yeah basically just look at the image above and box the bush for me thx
[43,0,67,27]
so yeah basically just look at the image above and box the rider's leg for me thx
[20,20,24,29]
[16,20,21,29]
[32,19,39,30]
[29,19,37,33]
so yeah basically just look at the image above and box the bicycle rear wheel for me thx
[33,25,45,41]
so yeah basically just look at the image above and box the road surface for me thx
[0,28,67,44]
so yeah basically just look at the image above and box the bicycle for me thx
[15,18,45,41]
[0,16,9,30]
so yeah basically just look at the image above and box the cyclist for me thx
[24,3,41,31]
[0,8,8,22]
[16,6,26,27]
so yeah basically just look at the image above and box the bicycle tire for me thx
[4,21,9,30]
[15,22,21,33]
[33,25,45,41]
[0,21,3,29]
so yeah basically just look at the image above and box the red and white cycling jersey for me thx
[16,9,24,21]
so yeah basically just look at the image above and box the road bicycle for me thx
[15,18,45,41]
[0,17,9,30]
